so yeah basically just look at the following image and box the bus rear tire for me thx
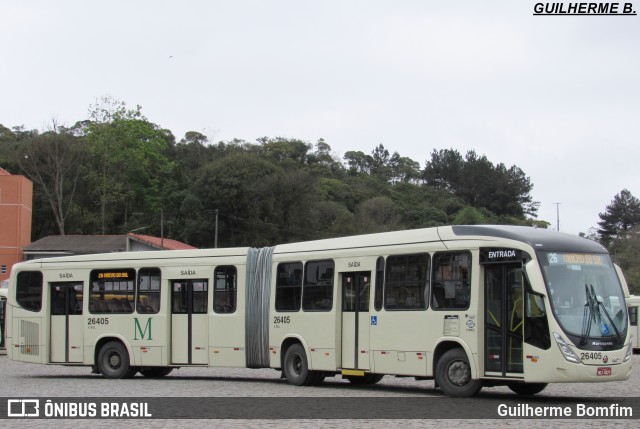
[98,341,136,379]
[346,373,384,385]
[140,367,173,378]
[283,343,317,386]
[435,348,482,397]
[508,382,547,396]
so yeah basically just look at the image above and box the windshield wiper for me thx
[590,284,623,345]
[580,284,623,346]
[580,284,598,345]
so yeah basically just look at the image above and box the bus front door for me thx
[50,282,84,363]
[484,264,524,376]
[171,279,209,365]
[341,271,371,371]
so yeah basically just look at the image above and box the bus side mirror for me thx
[523,260,547,295]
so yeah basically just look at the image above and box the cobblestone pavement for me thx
[1,353,639,428]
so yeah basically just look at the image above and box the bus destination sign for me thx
[547,253,604,266]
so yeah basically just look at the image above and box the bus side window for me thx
[302,260,334,312]
[374,257,384,311]
[137,268,161,314]
[275,262,302,312]
[214,265,237,314]
[89,269,135,314]
[384,253,429,311]
[524,291,551,350]
[16,271,43,312]
[431,252,471,311]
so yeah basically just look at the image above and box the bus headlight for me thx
[624,337,633,362]
[553,332,582,363]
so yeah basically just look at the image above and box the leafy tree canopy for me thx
[597,189,640,246]
[2,98,547,249]
[423,149,539,218]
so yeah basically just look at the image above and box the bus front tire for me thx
[283,343,320,386]
[435,348,482,397]
[140,367,174,378]
[508,382,547,396]
[97,341,137,379]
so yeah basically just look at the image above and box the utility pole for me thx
[215,209,219,248]
[554,203,561,232]
[160,210,164,249]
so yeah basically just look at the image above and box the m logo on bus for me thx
[134,317,152,340]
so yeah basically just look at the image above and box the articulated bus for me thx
[629,295,639,352]
[5,225,634,397]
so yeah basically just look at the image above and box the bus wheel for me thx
[435,348,482,397]
[140,367,173,378]
[508,382,547,396]
[346,374,384,385]
[98,341,136,379]
[283,343,316,386]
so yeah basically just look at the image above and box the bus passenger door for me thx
[484,264,523,376]
[341,272,371,370]
[171,279,209,365]
[50,282,84,363]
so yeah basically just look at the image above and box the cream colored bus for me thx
[5,225,634,397]
[628,295,639,352]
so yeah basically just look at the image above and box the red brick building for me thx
[0,167,32,285]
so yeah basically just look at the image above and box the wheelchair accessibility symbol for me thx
[371,316,377,326]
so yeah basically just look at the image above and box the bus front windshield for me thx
[540,252,627,345]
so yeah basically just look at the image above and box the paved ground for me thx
[1,353,639,428]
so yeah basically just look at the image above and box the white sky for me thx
[1,1,638,235]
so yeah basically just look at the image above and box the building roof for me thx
[22,233,196,257]
[0,167,10,176]
[127,233,197,250]
[23,235,127,255]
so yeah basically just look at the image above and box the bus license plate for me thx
[597,367,612,376]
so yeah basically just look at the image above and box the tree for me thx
[423,149,538,218]
[85,97,175,234]
[389,153,421,184]
[452,207,486,225]
[370,144,392,181]
[17,121,87,235]
[609,225,640,294]
[354,197,403,233]
[0,124,18,172]
[195,152,282,246]
[171,131,214,180]
[344,150,373,175]
[597,189,640,247]
[307,139,343,176]
[258,137,311,166]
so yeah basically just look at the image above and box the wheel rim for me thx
[108,352,122,370]
[447,360,470,386]
[291,354,302,376]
